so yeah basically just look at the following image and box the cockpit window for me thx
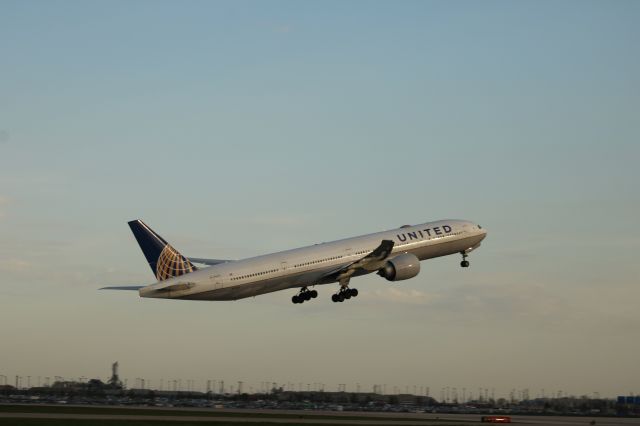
[478,225,482,229]
[400,225,412,228]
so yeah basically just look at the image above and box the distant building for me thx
[107,361,123,389]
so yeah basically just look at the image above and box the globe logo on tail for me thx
[156,244,196,281]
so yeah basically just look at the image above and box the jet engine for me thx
[377,253,420,281]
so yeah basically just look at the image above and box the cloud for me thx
[0,257,30,272]
[273,25,292,34]
[0,196,9,219]
[360,287,438,305]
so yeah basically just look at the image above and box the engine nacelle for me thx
[377,253,420,281]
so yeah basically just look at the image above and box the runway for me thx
[0,412,451,425]
[1,405,640,425]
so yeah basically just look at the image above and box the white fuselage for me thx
[139,219,486,301]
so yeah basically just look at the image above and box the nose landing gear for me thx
[291,287,318,304]
[460,251,470,268]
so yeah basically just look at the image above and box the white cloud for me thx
[274,25,292,34]
[360,287,438,305]
[0,195,9,219]
[0,257,30,272]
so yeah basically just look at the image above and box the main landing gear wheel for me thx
[291,287,318,304]
[460,251,470,268]
[332,287,358,303]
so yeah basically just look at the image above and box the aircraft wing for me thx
[319,239,395,284]
[188,257,233,266]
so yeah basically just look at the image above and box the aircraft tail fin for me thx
[128,219,197,281]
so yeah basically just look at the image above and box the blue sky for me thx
[0,0,639,397]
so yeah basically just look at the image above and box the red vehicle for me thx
[481,416,512,423]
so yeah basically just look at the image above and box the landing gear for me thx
[291,287,318,304]
[460,251,470,268]
[331,287,358,303]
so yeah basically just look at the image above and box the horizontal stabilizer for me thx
[188,257,232,266]
[100,286,144,291]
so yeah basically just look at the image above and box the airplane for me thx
[102,219,487,304]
